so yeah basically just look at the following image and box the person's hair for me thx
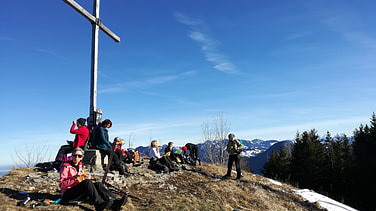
[114,137,125,145]
[77,118,86,126]
[101,119,112,128]
[168,142,173,146]
[151,140,158,148]
[72,147,84,155]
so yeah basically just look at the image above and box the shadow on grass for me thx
[0,187,60,201]
[0,187,93,210]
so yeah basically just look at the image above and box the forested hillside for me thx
[263,113,376,211]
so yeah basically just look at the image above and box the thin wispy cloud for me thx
[174,12,238,74]
[99,70,196,94]
[112,118,204,143]
[343,31,376,51]
[0,36,14,41]
[136,90,200,107]
[265,91,302,98]
[319,11,376,51]
[284,30,315,41]
[35,48,65,60]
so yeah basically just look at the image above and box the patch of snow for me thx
[295,189,358,211]
[267,178,282,186]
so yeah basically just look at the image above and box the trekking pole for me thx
[102,150,114,184]
[103,181,153,205]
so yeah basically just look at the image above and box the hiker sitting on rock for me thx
[112,137,135,170]
[148,140,178,173]
[55,118,89,162]
[92,119,127,175]
[59,148,126,211]
[164,142,183,164]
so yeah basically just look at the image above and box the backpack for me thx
[35,161,58,172]
[149,158,169,173]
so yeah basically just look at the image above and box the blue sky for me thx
[1,0,375,166]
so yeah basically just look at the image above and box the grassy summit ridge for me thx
[0,160,324,210]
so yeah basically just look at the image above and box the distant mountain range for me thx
[245,141,294,174]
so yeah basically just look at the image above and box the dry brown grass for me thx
[0,162,325,211]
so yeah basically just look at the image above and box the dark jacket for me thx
[93,126,112,151]
[226,139,244,155]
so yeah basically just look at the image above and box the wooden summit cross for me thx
[63,0,120,128]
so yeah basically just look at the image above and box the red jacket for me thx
[59,161,83,196]
[70,124,89,148]
[113,144,127,157]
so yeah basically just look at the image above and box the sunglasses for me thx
[72,154,83,158]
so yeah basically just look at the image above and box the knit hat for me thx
[182,146,188,151]
[77,118,86,126]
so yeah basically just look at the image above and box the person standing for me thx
[55,118,89,161]
[223,133,244,180]
[59,148,126,211]
[93,119,126,175]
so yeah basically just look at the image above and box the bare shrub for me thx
[12,143,50,167]
[201,114,230,165]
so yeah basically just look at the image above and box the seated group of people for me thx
[55,118,137,211]
[55,118,137,175]
[148,140,179,173]
[55,117,202,210]
[148,140,201,173]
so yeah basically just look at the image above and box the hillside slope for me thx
[246,141,294,174]
[0,159,325,211]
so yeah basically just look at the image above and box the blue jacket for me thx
[93,126,112,151]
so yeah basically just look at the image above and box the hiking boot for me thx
[118,165,126,175]
[222,174,231,179]
[122,172,131,177]
[111,196,127,211]
[95,199,113,211]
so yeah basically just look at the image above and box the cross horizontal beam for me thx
[63,0,120,42]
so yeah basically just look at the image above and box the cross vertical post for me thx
[89,0,100,129]
[63,0,120,129]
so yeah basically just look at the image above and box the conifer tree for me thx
[333,134,352,202]
[321,131,335,193]
[351,113,376,211]
[262,151,280,179]
[322,132,352,202]
[262,145,292,182]
[290,129,325,189]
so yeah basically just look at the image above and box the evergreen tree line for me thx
[262,113,376,211]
